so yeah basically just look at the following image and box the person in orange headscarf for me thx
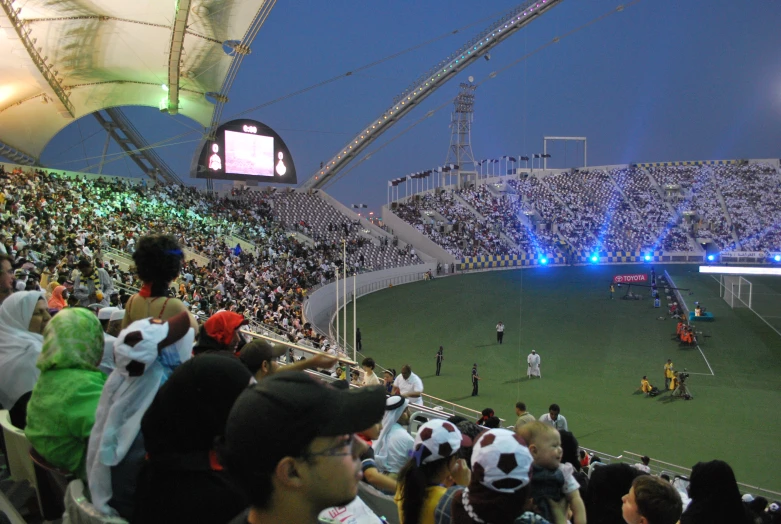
[48,285,68,311]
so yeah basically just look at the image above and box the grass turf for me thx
[344,264,781,492]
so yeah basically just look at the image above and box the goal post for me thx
[720,275,753,309]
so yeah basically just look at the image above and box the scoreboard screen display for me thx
[224,130,274,177]
[192,119,297,184]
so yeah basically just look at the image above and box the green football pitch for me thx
[345,264,781,492]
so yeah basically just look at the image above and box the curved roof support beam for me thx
[166,0,193,115]
[302,0,563,190]
[206,0,276,139]
[0,0,74,118]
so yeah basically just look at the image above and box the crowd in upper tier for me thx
[0,165,419,348]
[392,163,781,258]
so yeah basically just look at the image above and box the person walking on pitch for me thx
[435,346,444,376]
[496,321,505,345]
[527,350,541,378]
[471,363,481,396]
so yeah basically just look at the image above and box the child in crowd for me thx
[517,422,586,524]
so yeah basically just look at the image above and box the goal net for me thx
[720,275,753,309]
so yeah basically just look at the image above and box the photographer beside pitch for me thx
[671,370,692,400]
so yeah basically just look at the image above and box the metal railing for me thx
[619,451,781,500]
[325,270,430,352]
[240,328,357,366]
[307,269,505,423]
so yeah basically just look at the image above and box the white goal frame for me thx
[720,275,753,309]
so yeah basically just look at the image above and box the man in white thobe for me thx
[527,350,541,378]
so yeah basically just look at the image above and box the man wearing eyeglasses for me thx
[220,372,386,524]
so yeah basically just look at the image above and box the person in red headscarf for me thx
[193,311,249,355]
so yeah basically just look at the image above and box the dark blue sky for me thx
[42,0,781,214]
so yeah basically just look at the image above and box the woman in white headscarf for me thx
[0,291,50,428]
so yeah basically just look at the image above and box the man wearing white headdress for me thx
[373,395,413,476]
[527,350,541,378]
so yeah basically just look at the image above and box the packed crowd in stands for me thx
[2,162,781,524]
[391,163,780,259]
[457,184,534,255]
[715,163,781,251]
[393,191,509,258]
[0,165,421,349]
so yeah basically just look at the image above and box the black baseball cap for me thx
[238,339,286,374]
[220,372,385,475]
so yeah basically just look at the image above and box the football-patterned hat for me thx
[470,428,533,493]
[411,419,471,466]
[114,311,194,377]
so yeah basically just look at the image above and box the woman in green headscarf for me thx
[25,307,108,480]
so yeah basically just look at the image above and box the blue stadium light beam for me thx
[302,0,564,190]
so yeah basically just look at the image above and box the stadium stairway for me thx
[539,175,602,250]
[451,192,521,254]
[714,188,742,249]
[642,167,701,252]
[605,170,641,214]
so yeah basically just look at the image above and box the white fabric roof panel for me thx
[0,0,269,159]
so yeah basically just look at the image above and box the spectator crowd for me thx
[392,163,781,259]
[1,162,780,523]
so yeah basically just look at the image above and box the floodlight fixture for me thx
[707,254,715,261]
[644,255,651,261]
[774,255,781,262]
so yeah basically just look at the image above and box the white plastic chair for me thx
[0,409,48,519]
[62,480,128,524]
[0,411,35,487]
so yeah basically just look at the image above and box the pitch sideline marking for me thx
[694,345,714,376]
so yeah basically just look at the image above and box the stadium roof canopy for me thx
[0,0,272,163]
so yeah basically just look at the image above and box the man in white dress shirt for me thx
[392,365,424,406]
[539,403,568,431]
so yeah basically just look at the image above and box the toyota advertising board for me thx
[613,274,648,284]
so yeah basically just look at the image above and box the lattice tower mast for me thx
[444,82,477,172]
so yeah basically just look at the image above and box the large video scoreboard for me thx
[192,119,297,184]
